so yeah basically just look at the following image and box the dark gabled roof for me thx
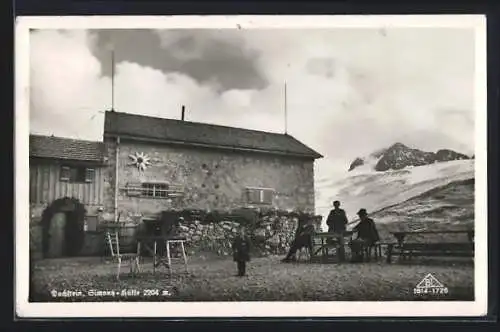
[103,111,323,159]
[29,134,105,163]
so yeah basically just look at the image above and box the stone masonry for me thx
[103,138,316,223]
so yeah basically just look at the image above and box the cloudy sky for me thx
[29,27,476,182]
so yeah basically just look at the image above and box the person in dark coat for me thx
[281,218,316,262]
[294,213,310,238]
[232,226,251,276]
[164,217,183,237]
[349,209,380,262]
[326,201,349,260]
[326,200,349,233]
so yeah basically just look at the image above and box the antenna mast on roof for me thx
[284,81,288,135]
[110,49,115,112]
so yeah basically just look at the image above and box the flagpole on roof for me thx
[111,49,115,112]
[284,81,288,135]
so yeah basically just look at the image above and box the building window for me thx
[142,182,169,198]
[124,182,184,199]
[246,187,274,205]
[60,166,95,183]
[85,216,98,232]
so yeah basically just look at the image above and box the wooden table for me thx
[310,231,354,262]
[386,230,474,263]
[136,235,188,274]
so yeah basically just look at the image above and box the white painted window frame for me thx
[59,165,95,183]
[123,181,184,199]
[245,186,275,205]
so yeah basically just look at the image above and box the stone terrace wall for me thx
[178,215,296,257]
[154,209,322,258]
[30,207,322,259]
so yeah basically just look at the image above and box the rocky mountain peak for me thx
[370,147,388,159]
[375,144,435,171]
[348,157,364,171]
[348,143,471,172]
[388,142,408,150]
[435,149,470,162]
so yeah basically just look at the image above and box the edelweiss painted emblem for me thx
[128,152,152,171]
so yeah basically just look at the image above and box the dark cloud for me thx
[89,29,268,92]
[305,57,336,79]
[346,66,377,105]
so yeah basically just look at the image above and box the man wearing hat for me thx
[350,208,380,262]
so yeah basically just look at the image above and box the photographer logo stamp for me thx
[413,273,449,296]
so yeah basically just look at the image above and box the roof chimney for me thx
[181,105,186,121]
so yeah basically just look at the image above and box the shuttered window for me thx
[262,189,274,204]
[60,165,95,183]
[125,182,143,197]
[60,166,71,181]
[246,188,260,203]
[85,168,95,182]
[246,188,274,205]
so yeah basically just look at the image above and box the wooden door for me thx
[48,212,66,258]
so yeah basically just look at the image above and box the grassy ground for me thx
[30,254,474,302]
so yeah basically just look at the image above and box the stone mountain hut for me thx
[29,110,323,257]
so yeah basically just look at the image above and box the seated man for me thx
[350,208,380,262]
[281,217,316,262]
[294,213,309,237]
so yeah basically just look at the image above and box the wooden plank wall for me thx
[29,162,104,205]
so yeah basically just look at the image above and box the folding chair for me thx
[105,232,140,280]
[165,239,189,275]
[363,242,383,262]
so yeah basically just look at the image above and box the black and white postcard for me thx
[15,15,488,318]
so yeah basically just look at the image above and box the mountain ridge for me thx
[348,142,471,172]
[316,159,474,227]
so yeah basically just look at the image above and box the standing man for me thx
[350,209,380,262]
[326,200,349,261]
[326,200,348,233]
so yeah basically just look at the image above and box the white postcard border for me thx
[15,15,488,318]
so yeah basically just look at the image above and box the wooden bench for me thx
[386,230,474,263]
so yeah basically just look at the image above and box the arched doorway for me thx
[41,197,86,258]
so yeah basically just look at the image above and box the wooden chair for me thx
[362,242,383,261]
[165,239,189,275]
[105,232,140,280]
[296,246,311,262]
